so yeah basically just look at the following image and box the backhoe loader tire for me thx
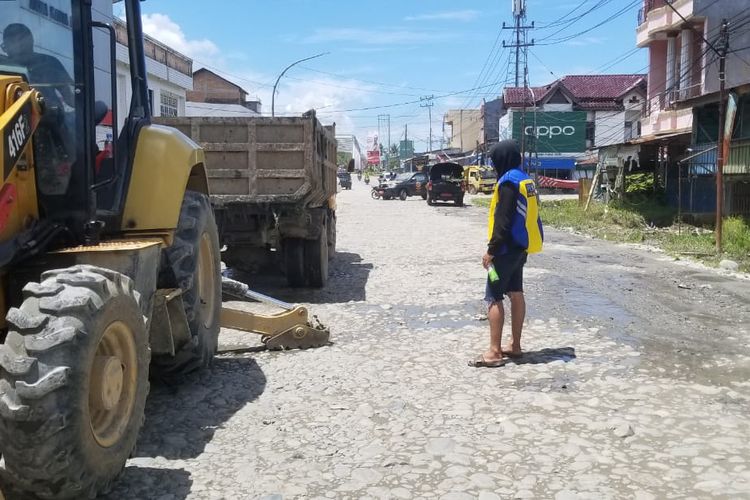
[156,191,221,375]
[284,238,306,288]
[0,266,149,500]
[304,221,329,288]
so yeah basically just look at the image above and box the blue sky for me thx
[138,0,648,152]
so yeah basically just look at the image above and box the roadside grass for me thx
[472,197,491,208]
[472,196,750,272]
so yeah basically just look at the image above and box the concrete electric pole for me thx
[420,95,435,153]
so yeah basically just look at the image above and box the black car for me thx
[338,172,352,190]
[426,162,465,206]
[380,172,429,200]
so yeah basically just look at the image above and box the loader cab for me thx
[0,0,151,246]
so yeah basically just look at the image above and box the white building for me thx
[336,134,366,172]
[113,18,192,129]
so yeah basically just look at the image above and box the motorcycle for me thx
[370,186,383,199]
[364,176,370,185]
[357,172,362,181]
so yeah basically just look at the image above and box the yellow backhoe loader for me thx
[0,1,328,498]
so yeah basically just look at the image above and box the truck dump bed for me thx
[156,112,337,208]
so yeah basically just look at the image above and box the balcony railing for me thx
[645,83,702,116]
[638,0,653,25]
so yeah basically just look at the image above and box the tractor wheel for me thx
[155,191,221,375]
[399,189,408,201]
[0,266,149,499]
[327,211,337,261]
[304,222,329,288]
[284,238,306,288]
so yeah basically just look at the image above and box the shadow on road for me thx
[135,357,266,460]
[507,347,576,365]
[228,251,372,304]
[103,467,192,499]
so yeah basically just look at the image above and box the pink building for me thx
[638,0,750,216]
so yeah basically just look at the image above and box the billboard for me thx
[399,140,414,159]
[366,133,380,165]
[511,111,586,153]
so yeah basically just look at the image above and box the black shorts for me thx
[484,248,527,303]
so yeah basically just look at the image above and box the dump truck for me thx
[157,113,338,288]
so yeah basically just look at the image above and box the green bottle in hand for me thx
[488,264,500,283]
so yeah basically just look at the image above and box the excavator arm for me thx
[219,277,331,350]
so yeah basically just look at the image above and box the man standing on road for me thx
[470,140,543,368]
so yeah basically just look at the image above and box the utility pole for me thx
[502,0,534,87]
[503,0,534,160]
[715,19,729,253]
[420,95,435,153]
[378,114,391,170]
[663,2,728,252]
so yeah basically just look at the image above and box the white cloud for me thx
[565,36,607,47]
[141,13,219,62]
[305,28,452,46]
[404,10,480,22]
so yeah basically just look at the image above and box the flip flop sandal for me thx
[502,348,523,359]
[468,354,506,368]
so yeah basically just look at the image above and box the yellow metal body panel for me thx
[50,239,164,254]
[0,78,42,243]
[121,124,207,231]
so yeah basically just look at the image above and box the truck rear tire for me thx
[327,211,337,261]
[304,225,329,288]
[468,186,477,195]
[155,191,221,376]
[284,238,306,288]
[0,266,150,500]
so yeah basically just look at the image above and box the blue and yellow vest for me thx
[487,169,544,254]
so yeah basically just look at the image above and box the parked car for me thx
[338,172,352,190]
[380,172,429,200]
[426,162,465,206]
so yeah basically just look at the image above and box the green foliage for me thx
[537,200,749,272]
[336,152,352,166]
[723,217,750,257]
[625,173,654,194]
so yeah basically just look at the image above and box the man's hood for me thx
[489,140,522,177]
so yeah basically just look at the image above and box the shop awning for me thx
[523,157,576,170]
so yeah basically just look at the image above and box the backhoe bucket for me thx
[219,277,330,350]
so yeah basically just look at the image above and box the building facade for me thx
[113,19,193,129]
[335,135,367,172]
[499,74,647,178]
[638,0,750,216]
[187,68,262,113]
[444,109,483,152]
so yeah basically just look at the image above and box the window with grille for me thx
[160,90,179,117]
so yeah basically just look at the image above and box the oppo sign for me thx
[524,125,576,138]
[512,111,586,153]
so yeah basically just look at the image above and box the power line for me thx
[534,0,591,29]
[536,0,616,40]
[536,0,640,46]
